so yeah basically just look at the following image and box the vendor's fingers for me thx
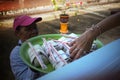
[73,49,83,60]
[69,43,77,53]
[69,40,76,46]
[70,47,80,59]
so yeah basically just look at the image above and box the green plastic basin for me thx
[20,34,104,73]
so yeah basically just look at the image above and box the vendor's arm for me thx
[10,46,42,80]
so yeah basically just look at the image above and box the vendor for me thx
[10,15,45,80]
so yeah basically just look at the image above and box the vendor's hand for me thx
[69,31,95,60]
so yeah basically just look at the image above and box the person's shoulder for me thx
[10,46,21,59]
